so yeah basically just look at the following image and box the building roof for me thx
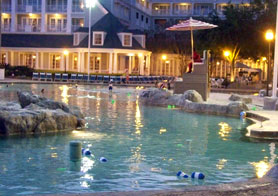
[75,13,146,50]
[2,34,73,48]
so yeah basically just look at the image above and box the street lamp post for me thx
[265,30,274,96]
[85,0,96,82]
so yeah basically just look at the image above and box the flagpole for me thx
[191,26,194,70]
[272,2,278,97]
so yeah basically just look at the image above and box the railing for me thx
[193,9,213,16]
[2,4,11,12]
[17,24,41,32]
[46,5,67,12]
[47,25,67,32]
[2,25,11,32]
[72,25,82,32]
[16,5,42,12]
[152,9,170,16]
[173,10,191,15]
[72,5,84,13]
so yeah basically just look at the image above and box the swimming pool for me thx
[0,84,275,195]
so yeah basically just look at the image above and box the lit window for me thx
[93,32,103,45]
[123,34,131,46]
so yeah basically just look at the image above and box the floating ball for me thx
[191,172,205,179]
[177,171,189,178]
[172,105,176,108]
[240,111,246,118]
[252,106,256,111]
[99,157,107,162]
[168,105,172,109]
[81,148,91,156]
[177,144,183,147]
[127,93,131,97]
[111,99,115,104]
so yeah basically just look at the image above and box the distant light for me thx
[162,55,167,60]
[80,23,84,27]
[223,50,231,57]
[216,61,220,65]
[138,53,143,57]
[265,29,274,41]
[262,57,267,61]
[155,7,159,10]
[74,57,78,61]
[29,13,33,17]
[165,60,170,63]
[128,53,134,56]
[55,13,60,18]
[96,57,101,60]
[85,0,96,8]
[32,55,36,59]
[63,50,69,55]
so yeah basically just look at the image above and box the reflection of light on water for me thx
[59,85,69,104]
[135,98,143,135]
[51,153,58,158]
[129,144,144,172]
[80,181,89,188]
[216,159,227,170]
[250,160,270,178]
[269,143,276,164]
[72,130,105,139]
[159,128,167,134]
[81,157,95,173]
[218,122,232,140]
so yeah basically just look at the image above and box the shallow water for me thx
[0,84,276,195]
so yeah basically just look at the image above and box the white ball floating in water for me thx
[81,148,91,156]
[99,157,107,162]
[176,171,189,178]
[191,172,205,179]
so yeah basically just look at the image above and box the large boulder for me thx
[229,94,252,104]
[139,88,171,105]
[182,90,203,103]
[227,101,249,115]
[0,91,85,136]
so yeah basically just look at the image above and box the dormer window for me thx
[123,34,132,47]
[93,32,104,46]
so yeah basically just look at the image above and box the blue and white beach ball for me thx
[176,171,189,178]
[81,148,91,156]
[240,111,246,118]
[99,157,107,162]
[191,172,205,179]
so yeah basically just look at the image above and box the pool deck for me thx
[44,177,278,196]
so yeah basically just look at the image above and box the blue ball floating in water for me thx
[81,148,91,156]
[191,172,205,179]
[99,157,107,162]
[176,171,189,178]
[240,111,246,118]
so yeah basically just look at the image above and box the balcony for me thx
[2,24,11,32]
[17,24,41,32]
[16,5,41,12]
[72,5,84,13]
[193,9,213,16]
[2,4,11,12]
[173,10,191,15]
[72,25,83,32]
[46,5,67,13]
[47,25,67,33]
[152,9,170,16]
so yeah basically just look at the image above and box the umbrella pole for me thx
[191,27,194,71]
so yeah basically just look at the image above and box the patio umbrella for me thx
[166,17,217,65]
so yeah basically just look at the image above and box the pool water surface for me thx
[0,84,276,195]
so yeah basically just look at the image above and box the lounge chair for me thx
[46,73,52,81]
[103,75,110,83]
[32,72,39,80]
[110,76,116,83]
[83,75,89,82]
[54,73,61,81]
[149,76,154,83]
[96,75,103,83]
[115,76,121,83]
[77,74,83,82]
[40,72,46,81]
[70,74,77,82]
[62,73,68,82]
[133,76,139,83]
[89,75,96,83]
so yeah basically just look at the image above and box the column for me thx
[113,53,118,73]
[80,52,84,72]
[41,0,46,32]
[10,51,14,66]
[77,52,81,72]
[191,3,194,15]
[66,53,69,72]
[66,0,72,33]
[140,56,144,75]
[40,52,44,70]
[147,54,151,75]
[11,0,16,32]
[128,56,132,74]
[35,52,39,69]
[61,53,65,71]
[170,3,173,16]
[108,52,113,74]
[5,52,8,64]
[220,62,223,78]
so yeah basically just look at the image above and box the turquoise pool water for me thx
[0,84,276,195]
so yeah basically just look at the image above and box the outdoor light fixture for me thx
[97,57,101,60]
[223,50,230,57]
[138,53,143,57]
[29,13,33,17]
[128,53,134,56]
[162,55,167,60]
[265,29,274,96]
[32,55,36,59]
[63,50,69,55]
[216,62,220,65]
[262,57,267,61]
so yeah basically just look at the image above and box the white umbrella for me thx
[166,17,217,65]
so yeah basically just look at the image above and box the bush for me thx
[0,64,34,77]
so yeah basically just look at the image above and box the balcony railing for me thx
[47,25,67,32]
[2,25,11,32]
[72,25,83,32]
[2,4,11,12]
[193,9,213,16]
[72,5,84,13]
[46,5,67,12]
[16,5,41,12]
[152,9,170,16]
[17,24,41,32]
[173,10,191,15]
